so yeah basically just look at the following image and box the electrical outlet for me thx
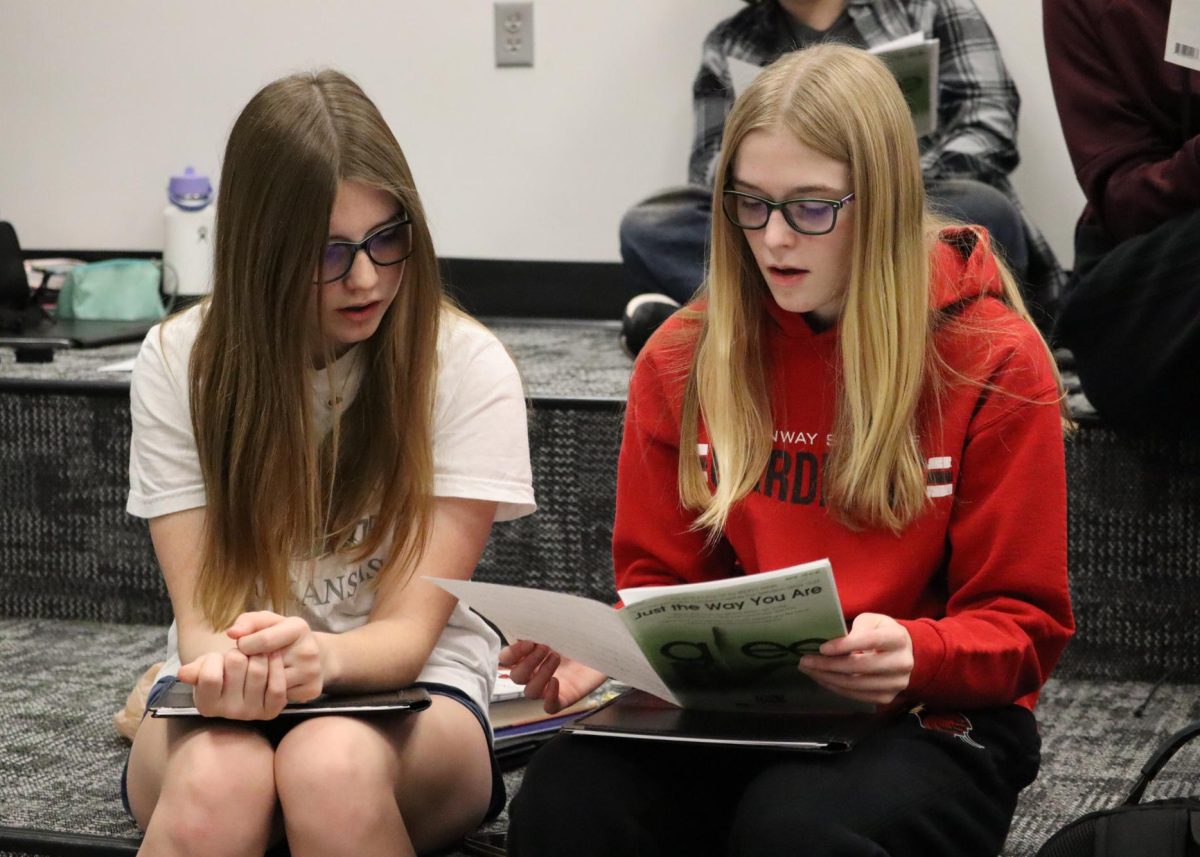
[495,2,533,67]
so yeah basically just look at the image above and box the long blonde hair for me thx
[679,44,1059,535]
[189,70,442,628]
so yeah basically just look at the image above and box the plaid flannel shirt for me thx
[690,0,1064,300]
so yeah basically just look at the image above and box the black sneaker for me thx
[620,293,682,359]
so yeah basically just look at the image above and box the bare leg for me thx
[274,696,493,857]
[127,714,280,857]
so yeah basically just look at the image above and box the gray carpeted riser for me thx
[0,394,623,620]
[2,617,1198,857]
[1057,427,1200,681]
[5,389,1200,680]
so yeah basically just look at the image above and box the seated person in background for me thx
[1045,0,1200,432]
[122,69,535,856]
[508,44,1073,857]
[620,0,1063,356]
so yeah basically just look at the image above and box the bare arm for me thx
[152,508,289,719]
[149,507,236,663]
[232,496,499,695]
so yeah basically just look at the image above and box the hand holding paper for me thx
[431,577,678,703]
[500,640,608,714]
[799,612,914,705]
[433,559,869,713]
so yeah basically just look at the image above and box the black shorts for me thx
[120,677,505,823]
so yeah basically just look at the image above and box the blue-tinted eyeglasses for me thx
[317,217,413,284]
[721,190,856,235]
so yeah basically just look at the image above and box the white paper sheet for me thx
[429,578,678,704]
[98,358,136,373]
[1166,0,1200,70]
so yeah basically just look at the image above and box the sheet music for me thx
[430,578,678,704]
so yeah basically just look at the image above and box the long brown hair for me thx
[679,44,1063,535]
[189,70,442,628]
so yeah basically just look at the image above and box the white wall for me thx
[975,0,1084,269]
[0,0,1081,267]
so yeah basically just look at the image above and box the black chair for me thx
[0,221,31,312]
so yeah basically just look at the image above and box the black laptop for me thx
[0,221,158,349]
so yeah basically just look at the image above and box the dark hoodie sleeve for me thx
[1045,0,1200,241]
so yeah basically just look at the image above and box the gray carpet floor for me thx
[0,318,1151,856]
[2,617,1197,857]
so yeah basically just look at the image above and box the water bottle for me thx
[163,166,215,297]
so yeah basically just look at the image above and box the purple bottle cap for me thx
[168,166,213,210]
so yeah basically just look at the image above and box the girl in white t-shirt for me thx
[122,69,534,857]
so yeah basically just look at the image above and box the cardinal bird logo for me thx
[909,704,985,749]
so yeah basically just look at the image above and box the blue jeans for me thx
[618,180,1029,306]
[927,179,1029,279]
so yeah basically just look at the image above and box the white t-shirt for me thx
[126,304,536,714]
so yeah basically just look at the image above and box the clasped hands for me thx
[175,611,325,721]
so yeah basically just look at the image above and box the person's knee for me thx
[729,789,813,857]
[618,203,658,256]
[509,737,648,855]
[619,187,711,253]
[157,727,276,849]
[509,739,589,825]
[617,186,712,303]
[731,828,874,857]
[726,761,865,857]
[928,179,1023,243]
[928,178,1010,219]
[274,718,395,822]
[620,193,699,252]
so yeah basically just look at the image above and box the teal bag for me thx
[56,259,167,321]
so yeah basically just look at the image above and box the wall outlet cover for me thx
[495,2,534,67]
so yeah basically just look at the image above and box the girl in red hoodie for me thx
[503,43,1073,857]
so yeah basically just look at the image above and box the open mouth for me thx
[337,301,381,320]
[768,266,809,279]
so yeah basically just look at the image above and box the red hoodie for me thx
[613,229,1074,712]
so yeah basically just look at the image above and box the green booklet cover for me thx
[616,559,864,713]
[433,558,869,715]
[728,36,940,138]
[869,35,941,137]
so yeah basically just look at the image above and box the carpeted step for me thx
[4,319,1200,680]
[2,617,1198,857]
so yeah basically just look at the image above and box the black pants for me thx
[508,705,1039,857]
[1055,210,1200,431]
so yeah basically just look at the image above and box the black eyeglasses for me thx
[721,190,855,235]
[317,217,413,284]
